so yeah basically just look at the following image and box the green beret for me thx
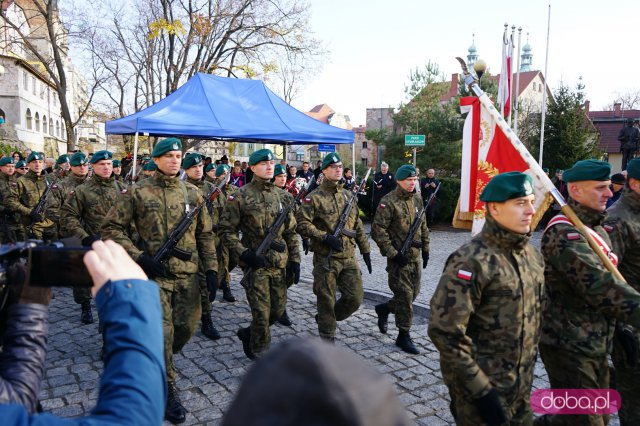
[480,172,534,202]
[89,150,113,164]
[112,160,121,167]
[141,156,151,162]
[562,160,611,183]
[182,153,203,169]
[70,152,88,166]
[204,163,215,173]
[249,149,274,166]
[542,167,549,173]
[26,151,44,163]
[0,157,15,166]
[321,152,342,170]
[274,164,286,176]
[396,164,417,181]
[215,164,231,176]
[143,160,157,171]
[152,137,182,158]
[56,154,69,164]
[15,160,26,168]
[627,158,640,180]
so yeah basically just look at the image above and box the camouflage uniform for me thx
[101,171,217,382]
[219,176,299,356]
[605,188,640,425]
[5,170,57,240]
[371,186,429,333]
[48,173,88,239]
[428,215,544,425]
[295,178,370,340]
[0,172,26,243]
[211,177,239,296]
[539,199,640,426]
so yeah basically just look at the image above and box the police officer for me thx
[372,165,429,354]
[0,157,25,243]
[182,152,221,341]
[429,172,544,425]
[101,137,217,424]
[219,149,299,360]
[296,152,372,343]
[538,160,640,426]
[5,152,57,240]
[60,150,124,325]
[605,158,640,425]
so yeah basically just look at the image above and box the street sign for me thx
[404,135,425,146]
[318,144,336,152]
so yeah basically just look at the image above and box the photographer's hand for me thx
[83,240,147,298]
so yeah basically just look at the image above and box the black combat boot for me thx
[320,335,335,344]
[374,302,389,334]
[200,313,221,340]
[395,330,420,355]
[277,309,293,326]
[165,382,187,424]
[220,281,236,302]
[236,327,256,360]
[80,302,94,324]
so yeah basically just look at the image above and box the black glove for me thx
[240,249,266,269]
[473,388,506,426]
[302,238,310,255]
[206,270,218,299]
[287,261,301,284]
[422,251,429,269]
[392,252,409,267]
[322,234,343,252]
[136,255,167,278]
[29,209,43,223]
[81,234,101,247]
[363,252,372,274]
[616,324,639,367]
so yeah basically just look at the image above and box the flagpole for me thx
[456,56,625,283]
[538,5,551,166]
[499,23,508,117]
[513,27,523,135]
[508,25,516,126]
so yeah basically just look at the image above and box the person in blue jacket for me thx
[0,240,166,425]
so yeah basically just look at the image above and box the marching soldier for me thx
[59,150,123,325]
[182,152,221,341]
[112,159,123,181]
[429,172,544,425]
[605,158,640,425]
[48,152,90,239]
[5,152,57,240]
[101,138,217,424]
[14,160,28,177]
[49,154,70,183]
[372,165,429,354]
[296,152,372,342]
[219,149,299,360]
[210,163,238,303]
[0,157,25,243]
[538,160,640,426]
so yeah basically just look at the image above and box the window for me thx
[32,77,36,95]
[23,72,28,90]
[26,108,32,130]
[49,118,53,135]
[361,158,368,166]
[56,120,60,136]
[43,115,48,134]
[362,141,368,149]
[34,112,40,132]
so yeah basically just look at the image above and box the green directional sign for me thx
[404,134,425,146]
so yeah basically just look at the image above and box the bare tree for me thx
[603,88,640,110]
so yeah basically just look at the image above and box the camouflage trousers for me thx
[197,261,211,315]
[27,223,57,241]
[244,267,286,356]
[537,343,610,426]
[611,328,640,426]
[312,254,363,339]
[0,221,26,244]
[385,259,421,332]
[158,274,201,383]
[448,385,534,425]
[217,241,238,287]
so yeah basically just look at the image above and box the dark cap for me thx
[611,173,626,185]
[627,158,640,179]
[480,172,534,202]
[152,137,182,158]
[89,150,113,164]
[562,159,611,183]
[249,149,274,166]
[395,164,417,180]
[321,152,342,170]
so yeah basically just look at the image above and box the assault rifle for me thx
[27,176,53,237]
[239,175,316,289]
[153,176,228,265]
[395,182,440,262]
[323,168,372,269]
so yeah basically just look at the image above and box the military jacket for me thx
[540,199,640,357]
[371,186,429,262]
[428,216,544,399]
[48,173,88,223]
[0,173,18,218]
[219,176,299,268]
[605,188,640,290]
[59,174,126,239]
[5,170,56,228]
[296,178,370,258]
[210,179,238,224]
[101,171,217,287]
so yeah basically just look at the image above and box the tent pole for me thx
[132,131,139,178]
[352,141,355,170]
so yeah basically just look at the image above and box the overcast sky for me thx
[291,0,636,126]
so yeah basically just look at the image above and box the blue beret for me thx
[90,150,113,164]
[396,164,417,181]
[152,137,182,158]
[562,160,611,183]
[216,164,231,177]
[321,152,341,170]
[70,152,88,166]
[249,149,274,166]
[26,151,44,163]
[627,158,640,180]
[0,157,15,166]
[480,172,534,202]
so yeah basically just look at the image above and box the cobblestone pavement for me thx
[39,226,619,425]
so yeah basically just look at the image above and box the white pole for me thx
[538,5,551,166]
[132,131,139,177]
[514,27,523,135]
[352,140,355,170]
[508,25,515,126]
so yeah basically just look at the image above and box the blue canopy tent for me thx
[106,73,354,175]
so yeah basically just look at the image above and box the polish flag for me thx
[457,270,473,281]
[497,28,513,119]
